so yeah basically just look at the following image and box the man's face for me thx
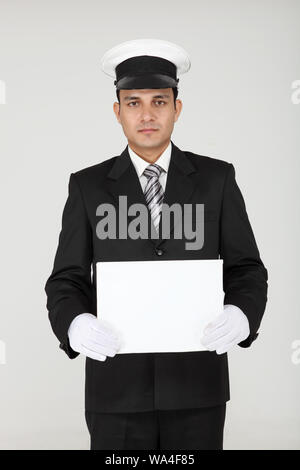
[113,88,182,151]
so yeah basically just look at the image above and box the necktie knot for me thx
[143,163,164,180]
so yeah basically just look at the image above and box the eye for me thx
[127,100,166,107]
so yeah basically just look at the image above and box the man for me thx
[45,39,268,450]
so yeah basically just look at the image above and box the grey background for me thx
[0,0,299,449]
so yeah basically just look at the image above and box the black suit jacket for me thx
[45,140,268,413]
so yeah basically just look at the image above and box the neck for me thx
[128,139,170,164]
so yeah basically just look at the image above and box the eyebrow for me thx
[123,94,171,102]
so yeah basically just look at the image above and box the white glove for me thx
[201,304,250,355]
[68,313,122,361]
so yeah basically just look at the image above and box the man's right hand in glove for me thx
[68,313,122,361]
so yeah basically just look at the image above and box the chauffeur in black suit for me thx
[45,39,268,450]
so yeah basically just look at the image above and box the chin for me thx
[139,141,161,149]
[137,134,163,144]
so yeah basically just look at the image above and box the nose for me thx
[140,103,156,122]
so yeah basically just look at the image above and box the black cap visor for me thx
[116,73,178,90]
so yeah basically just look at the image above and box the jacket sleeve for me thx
[220,163,268,348]
[45,173,94,359]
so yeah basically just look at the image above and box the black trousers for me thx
[85,404,226,450]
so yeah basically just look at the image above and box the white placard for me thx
[96,259,224,354]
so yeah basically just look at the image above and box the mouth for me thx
[138,129,158,134]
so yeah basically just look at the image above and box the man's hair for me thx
[116,87,178,108]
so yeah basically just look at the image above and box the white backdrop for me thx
[0,0,299,449]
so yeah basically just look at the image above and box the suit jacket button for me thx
[156,249,164,256]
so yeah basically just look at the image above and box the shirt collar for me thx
[128,140,172,178]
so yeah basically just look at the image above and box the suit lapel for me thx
[105,144,152,240]
[105,140,198,248]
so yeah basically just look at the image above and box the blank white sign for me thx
[96,259,224,354]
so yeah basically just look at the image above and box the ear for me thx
[174,99,182,122]
[113,101,121,123]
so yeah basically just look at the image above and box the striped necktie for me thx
[143,163,165,232]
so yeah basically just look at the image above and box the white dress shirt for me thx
[128,140,172,193]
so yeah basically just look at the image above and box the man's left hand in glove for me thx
[201,304,250,355]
